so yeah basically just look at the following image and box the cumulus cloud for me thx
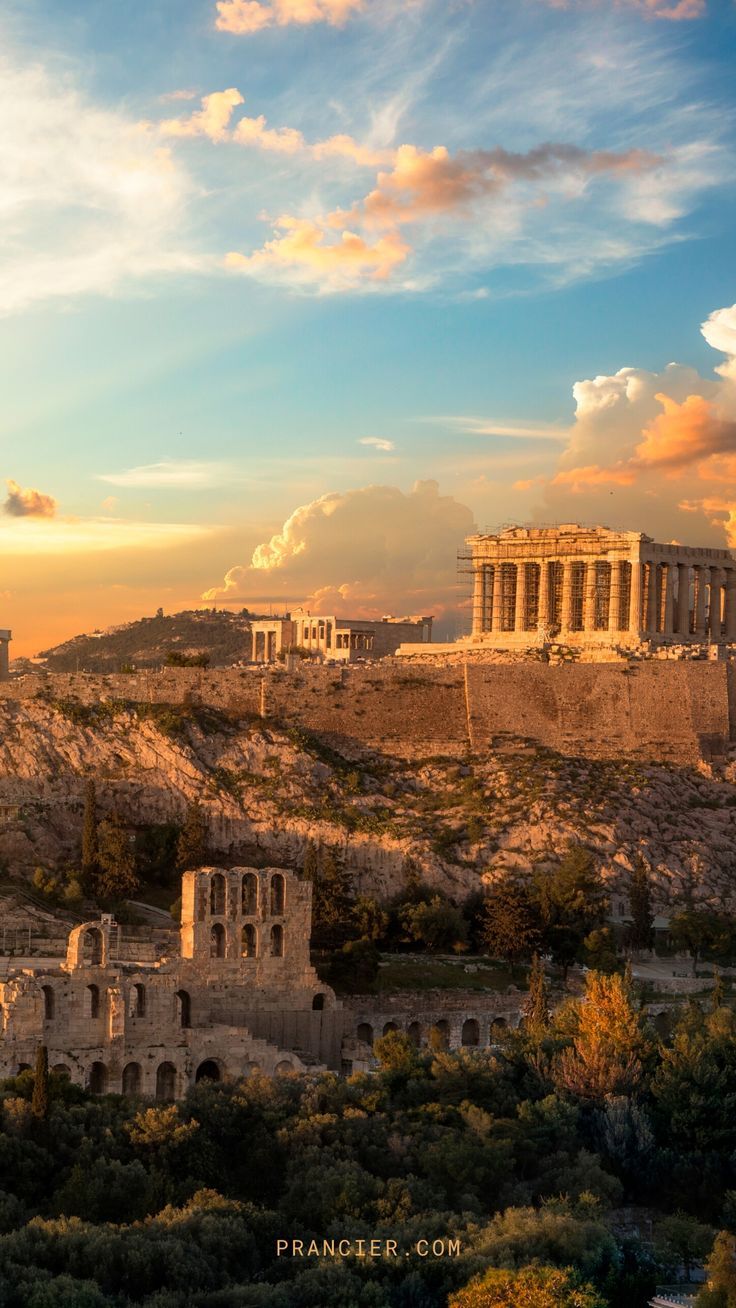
[225,217,410,289]
[538,300,736,545]
[215,0,364,33]
[202,480,474,619]
[4,480,57,519]
[0,48,198,315]
[159,89,244,141]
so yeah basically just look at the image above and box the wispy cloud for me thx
[96,460,232,488]
[0,518,218,556]
[359,436,396,451]
[421,416,570,441]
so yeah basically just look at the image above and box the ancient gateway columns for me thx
[466,526,736,648]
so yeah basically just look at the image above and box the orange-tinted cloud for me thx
[232,115,305,153]
[4,479,57,519]
[225,215,410,288]
[633,393,736,472]
[159,89,244,141]
[215,0,363,33]
[550,463,636,492]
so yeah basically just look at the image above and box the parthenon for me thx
[466,524,736,647]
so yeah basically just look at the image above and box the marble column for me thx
[645,562,659,634]
[473,565,484,636]
[491,563,503,633]
[514,563,528,633]
[583,559,598,631]
[560,560,573,630]
[608,560,622,632]
[663,563,675,634]
[726,569,736,642]
[676,563,690,636]
[629,559,643,634]
[538,560,550,628]
[710,567,723,641]
[694,565,707,636]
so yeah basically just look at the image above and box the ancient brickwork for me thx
[344,988,525,1054]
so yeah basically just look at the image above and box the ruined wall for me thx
[0,660,733,763]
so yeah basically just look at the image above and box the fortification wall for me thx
[1,660,732,763]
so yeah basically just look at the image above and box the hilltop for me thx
[22,609,254,673]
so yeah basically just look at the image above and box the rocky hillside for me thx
[22,609,254,673]
[0,693,735,911]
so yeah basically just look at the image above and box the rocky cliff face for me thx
[0,696,734,909]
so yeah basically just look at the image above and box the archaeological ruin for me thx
[251,609,433,663]
[461,524,736,649]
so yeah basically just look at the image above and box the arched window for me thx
[407,1021,422,1047]
[85,984,100,1019]
[129,984,146,1018]
[41,985,55,1021]
[195,1059,221,1083]
[242,873,258,915]
[490,1017,507,1040]
[196,883,207,923]
[52,1064,70,1079]
[241,924,256,958]
[431,1020,450,1049]
[122,1062,142,1096]
[83,928,103,966]
[275,1060,294,1076]
[210,922,226,958]
[461,1018,479,1047]
[382,1021,399,1036]
[356,1022,373,1046]
[156,1062,176,1101]
[175,989,191,1028]
[270,924,284,957]
[312,993,325,1011]
[270,873,285,916]
[88,1061,107,1095]
[210,872,225,916]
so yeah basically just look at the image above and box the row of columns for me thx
[473,557,736,639]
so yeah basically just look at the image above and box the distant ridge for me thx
[22,609,255,673]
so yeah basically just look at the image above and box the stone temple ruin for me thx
[0,866,347,1095]
[462,524,736,650]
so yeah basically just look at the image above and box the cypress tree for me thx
[628,857,654,953]
[175,802,209,873]
[524,953,550,1036]
[31,1045,49,1120]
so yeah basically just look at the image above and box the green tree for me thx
[535,845,609,979]
[697,1231,736,1307]
[482,874,541,970]
[352,895,389,942]
[31,1045,49,1121]
[81,779,98,883]
[670,910,736,969]
[627,858,654,953]
[448,1265,607,1308]
[175,801,209,874]
[655,1211,714,1283]
[96,812,140,900]
[524,952,550,1036]
[554,970,648,1101]
[305,843,354,948]
[402,894,468,952]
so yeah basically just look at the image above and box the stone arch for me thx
[407,1020,422,1047]
[462,1018,480,1047]
[122,1062,142,1096]
[652,1009,674,1039]
[490,1017,508,1038]
[210,922,226,958]
[275,1059,295,1076]
[210,872,226,916]
[242,872,258,915]
[41,984,55,1021]
[270,924,284,957]
[270,873,285,916]
[195,1059,221,1083]
[357,1022,373,1045]
[175,989,191,1028]
[52,1063,71,1078]
[312,992,326,1011]
[85,984,100,1019]
[16,1063,31,1074]
[84,927,104,966]
[66,922,108,970]
[382,1021,399,1036]
[129,983,146,1018]
[430,1019,450,1049]
[88,1061,108,1095]
[241,924,256,958]
[156,1061,177,1101]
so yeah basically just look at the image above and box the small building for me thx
[251,609,433,663]
[460,524,736,649]
[0,630,11,681]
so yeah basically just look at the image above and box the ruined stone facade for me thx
[0,866,346,1096]
[251,609,433,663]
[464,524,736,649]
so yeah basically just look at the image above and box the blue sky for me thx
[1,0,736,652]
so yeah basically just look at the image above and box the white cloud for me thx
[359,436,396,451]
[423,416,570,441]
[96,460,231,489]
[0,46,199,315]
